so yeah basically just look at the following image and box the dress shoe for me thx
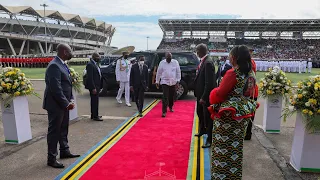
[162,113,166,117]
[60,152,80,159]
[202,142,211,148]
[47,160,64,168]
[194,133,206,137]
[92,117,103,121]
[169,108,174,112]
[91,115,102,119]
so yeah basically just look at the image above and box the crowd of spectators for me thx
[157,38,320,61]
[157,38,208,51]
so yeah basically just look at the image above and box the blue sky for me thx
[1,0,320,51]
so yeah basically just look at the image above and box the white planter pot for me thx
[1,96,32,144]
[263,96,282,133]
[69,90,78,121]
[290,113,320,172]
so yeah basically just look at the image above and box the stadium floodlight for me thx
[40,3,49,55]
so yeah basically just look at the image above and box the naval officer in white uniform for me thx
[116,51,132,107]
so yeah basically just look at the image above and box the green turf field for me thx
[18,65,86,79]
[13,66,320,83]
[256,68,320,83]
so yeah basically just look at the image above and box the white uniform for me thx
[298,61,302,74]
[115,58,132,105]
[308,61,312,73]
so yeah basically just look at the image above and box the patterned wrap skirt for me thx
[211,111,249,180]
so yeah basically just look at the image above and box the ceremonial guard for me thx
[116,52,132,107]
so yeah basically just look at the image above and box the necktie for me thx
[139,64,142,75]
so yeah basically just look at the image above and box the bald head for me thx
[165,52,172,63]
[196,43,208,58]
[92,52,101,62]
[57,43,73,61]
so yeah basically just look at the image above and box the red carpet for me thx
[80,100,196,180]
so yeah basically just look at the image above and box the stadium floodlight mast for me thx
[40,3,48,55]
[146,36,149,51]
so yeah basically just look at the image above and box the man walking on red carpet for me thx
[156,52,181,117]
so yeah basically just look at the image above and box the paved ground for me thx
[0,81,319,180]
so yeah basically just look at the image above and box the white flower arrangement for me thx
[259,66,292,98]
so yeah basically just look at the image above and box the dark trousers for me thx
[246,97,258,137]
[90,89,100,118]
[47,109,70,161]
[134,86,145,113]
[196,99,213,144]
[162,84,175,113]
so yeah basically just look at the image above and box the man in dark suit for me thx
[130,58,137,102]
[130,55,149,117]
[216,57,232,85]
[43,44,80,168]
[194,44,216,148]
[85,53,103,121]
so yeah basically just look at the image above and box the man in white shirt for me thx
[115,52,132,107]
[308,60,313,73]
[156,52,181,117]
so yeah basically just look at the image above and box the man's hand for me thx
[199,99,206,105]
[156,83,159,89]
[92,89,97,95]
[130,86,134,91]
[66,103,75,110]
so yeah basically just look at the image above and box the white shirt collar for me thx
[57,56,65,64]
[91,59,97,65]
[200,54,208,62]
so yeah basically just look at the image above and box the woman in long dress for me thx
[208,45,259,180]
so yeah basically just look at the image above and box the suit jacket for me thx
[43,57,73,111]
[216,63,232,84]
[194,55,216,103]
[130,63,149,91]
[85,59,102,91]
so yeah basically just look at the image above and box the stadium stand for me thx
[157,19,320,67]
[0,4,116,57]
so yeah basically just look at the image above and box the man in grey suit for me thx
[43,44,80,168]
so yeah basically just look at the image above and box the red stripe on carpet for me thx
[80,100,196,180]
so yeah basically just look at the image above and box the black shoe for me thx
[47,160,64,168]
[92,117,103,121]
[60,152,80,159]
[91,115,102,119]
[162,113,166,117]
[194,133,206,137]
[138,113,143,117]
[169,108,174,112]
[202,142,211,148]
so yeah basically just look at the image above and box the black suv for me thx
[83,51,200,99]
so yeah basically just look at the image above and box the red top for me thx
[251,59,259,98]
[209,61,258,105]
[210,70,237,105]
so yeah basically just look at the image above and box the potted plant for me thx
[283,75,320,172]
[0,67,39,144]
[69,67,82,121]
[259,66,292,133]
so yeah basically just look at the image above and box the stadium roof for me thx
[0,4,114,33]
[158,19,320,32]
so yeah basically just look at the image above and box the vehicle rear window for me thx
[171,53,198,66]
